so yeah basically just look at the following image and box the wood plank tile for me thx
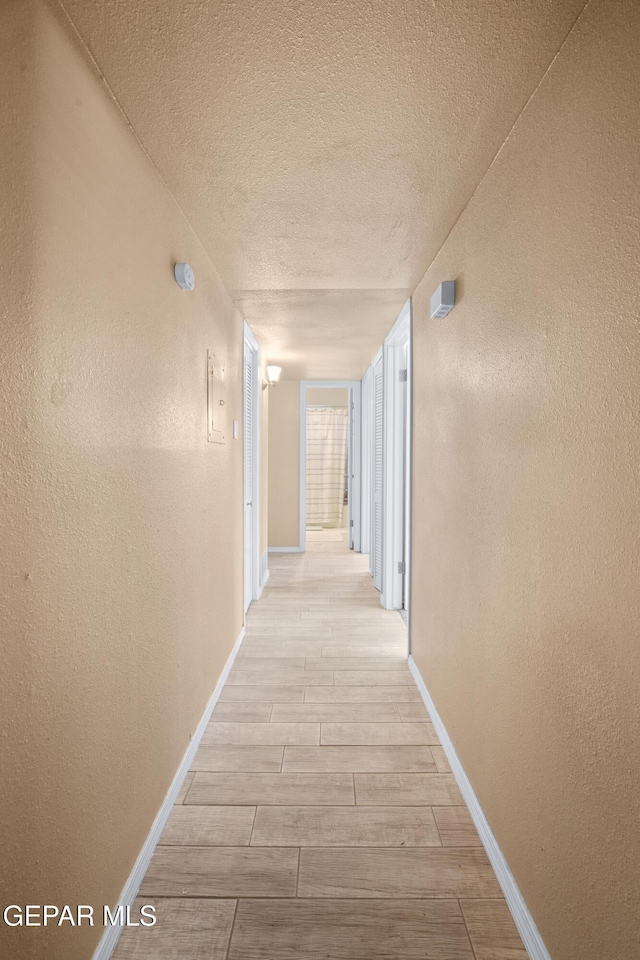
[330,625,408,638]
[334,670,415,685]
[245,625,333,637]
[304,685,421,702]
[321,722,438,746]
[231,656,306,669]
[248,612,302,621]
[303,598,381,607]
[320,645,407,658]
[284,639,332,648]
[203,722,320,746]
[186,773,354,806]
[238,639,289,648]
[241,645,323,658]
[355,773,463,806]
[433,807,481,846]
[160,806,256,846]
[305,657,408,671]
[298,848,502,898]
[113,898,236,960]
[228,899,473,960]
[271,702,400,723]
[431,746,452,772]
[140,846,298,898]
[210,702,272,722]
[175,772,195,805]
[302,609,387,619]
[253,598,316,605]
[251,805,441,847]
[227,668,333,686]
[283,746,437,773]
[189,745,283,773]
[397,701,430,721]
[220,685,304,702]
[460,900,528,959]
[132,540,510,960]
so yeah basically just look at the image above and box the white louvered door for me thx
[243,344,254,614]
[372,356,384,592]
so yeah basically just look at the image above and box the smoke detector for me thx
[174,262,195,291]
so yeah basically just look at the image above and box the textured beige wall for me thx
[410,2,640,958]
[267,381,300,549]
[0,4,244,959]
[306,388,349,407]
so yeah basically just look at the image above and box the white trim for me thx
[256,568,270,599]
[299,380,362,553]
[349,383,362,552]
[368,347,383,581]
[385,299,411,347]
[243,322,261,608]
[257,549,270,600]
[407,655,552,960]
[92,625,246,960]
[381,299,411,610]
[268,546,303,553]
[299,382,306,551]
[406,300,414,650]
[243,321,260,352]
[370,347,383,368]
[360,366,372,556]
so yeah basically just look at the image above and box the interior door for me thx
[400,342,409,614]
[243,343,255,614]
[372,357,384,592]
[347,390,354,548]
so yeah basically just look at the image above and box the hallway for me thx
[114,539,526,959]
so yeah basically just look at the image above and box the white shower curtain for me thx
[306,406,348,528]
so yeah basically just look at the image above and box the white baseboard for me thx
[92,625,246,960]
[256,568,270,599]
[408,655,552,960]
[268,546,302,553]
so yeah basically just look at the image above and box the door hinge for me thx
[399,369,408,382]
[350,519,354,527]
[398,561,406,575]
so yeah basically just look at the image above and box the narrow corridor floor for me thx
[114,538,527,959]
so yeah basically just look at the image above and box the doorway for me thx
[381,300,411,619]
[306,400,349,548]
[360,301,411,617]
[299,381,362,552]
[382,299,411,614]
[243,322,260,615]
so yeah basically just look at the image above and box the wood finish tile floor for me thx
[114,533,527,959]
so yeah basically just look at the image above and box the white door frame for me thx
[368,349,383,582]
[360,365,373,557]
[299,380,362,553]
[243,321,260,613]
[381,300,411,611]
[404,308,413,646]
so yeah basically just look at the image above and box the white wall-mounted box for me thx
[430,280,455,319]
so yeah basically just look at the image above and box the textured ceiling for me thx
[61,0,584,378]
